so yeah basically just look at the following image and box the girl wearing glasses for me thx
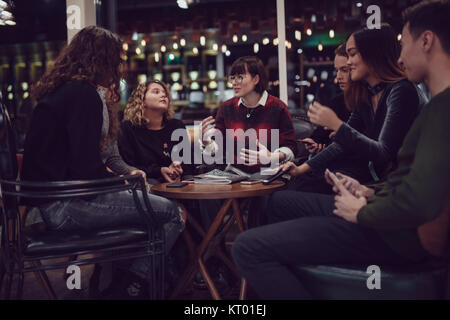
[200,56,297,173]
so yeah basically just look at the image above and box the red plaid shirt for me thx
[214,93,297,173]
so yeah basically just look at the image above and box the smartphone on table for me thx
[241,179,261,185]
[167,182,189,188]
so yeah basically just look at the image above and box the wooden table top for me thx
[151,181,285,200]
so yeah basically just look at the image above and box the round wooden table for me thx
[151,181,285,300]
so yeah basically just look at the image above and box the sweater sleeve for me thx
[357,103,450,230]
[333,82,420,170]
[306,141,345,170]
[118,122,163,180]
[66,84,113,180]
[305,110,361,170]
[103,142,137,175]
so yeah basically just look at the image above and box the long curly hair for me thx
[31,26,124,149]
[123,80,174,127]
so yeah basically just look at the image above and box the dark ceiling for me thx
[0,0,419,46]
[0,0,66,45]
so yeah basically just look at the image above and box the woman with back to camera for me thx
[22,26,184,299]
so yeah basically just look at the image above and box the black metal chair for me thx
[0,95,166,300]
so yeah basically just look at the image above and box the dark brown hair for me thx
[31,26,124,148]
[229,56,268,94]
[345,24,405,111]
[403,0,450,55]
[334,44,348,58]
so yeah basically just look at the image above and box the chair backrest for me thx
[0,93,18,180]
[0,94,20,215]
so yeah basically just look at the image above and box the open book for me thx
[193,165,281,185]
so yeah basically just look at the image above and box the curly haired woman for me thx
[21,26,184,299]
[118,80,193,185]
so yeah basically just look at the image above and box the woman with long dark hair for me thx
[22,26,184,298]
[282,24,427,195]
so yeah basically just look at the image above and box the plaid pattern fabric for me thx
[214,94,297,173]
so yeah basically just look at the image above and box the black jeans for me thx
[231,190,414,299]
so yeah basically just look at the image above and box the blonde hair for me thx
[123,80,174,127]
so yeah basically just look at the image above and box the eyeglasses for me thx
[227,74,246,85]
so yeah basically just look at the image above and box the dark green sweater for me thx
[357,88,450,261]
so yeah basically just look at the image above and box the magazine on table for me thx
[192,165,281,185]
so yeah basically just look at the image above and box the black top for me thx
[22,81,114,184]
[310,93,351,145]
[118,119,193,182]
[306,79,428,181]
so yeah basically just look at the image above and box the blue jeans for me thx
[39,190,184,279]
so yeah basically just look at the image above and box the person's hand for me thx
[307,101,343,131]
[327,170,366,223]
[129,169,147,181]
[169,161,183,177]
[161,167,180,183]
[240,140,280,166]
[324,170,374,198]
[200,116,216,145]
[277,161,300,177]
[299,138,326,154]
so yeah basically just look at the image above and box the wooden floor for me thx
[5,258,244,300]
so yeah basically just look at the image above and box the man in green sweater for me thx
[231,0,450,299]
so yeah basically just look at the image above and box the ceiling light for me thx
[329,29,335,38]
[177,0,188,9]
[253,43,259,54]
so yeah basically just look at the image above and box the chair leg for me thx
[30,261,57,300]
[3,271,13,299]
[16,271,24,299]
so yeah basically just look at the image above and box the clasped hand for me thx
[324,170,373,224]
[161,161,183,183]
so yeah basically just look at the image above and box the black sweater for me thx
[118,119,192,182]
[22,81,114,184]
[306,79,427,181]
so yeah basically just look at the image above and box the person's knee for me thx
[231,229,263,271]
[266,191,291,224]
[147,195,182,225]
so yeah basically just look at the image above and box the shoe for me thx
[192,269,229,293]
[98,269,149,300]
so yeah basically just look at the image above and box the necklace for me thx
[246,108,255,119]
[367,82,386,96]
